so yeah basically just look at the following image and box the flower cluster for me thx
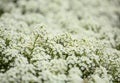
[0,0,120,83]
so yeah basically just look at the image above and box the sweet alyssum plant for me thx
[0,0,120,83]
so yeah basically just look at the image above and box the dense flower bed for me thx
[0,0,120,83]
